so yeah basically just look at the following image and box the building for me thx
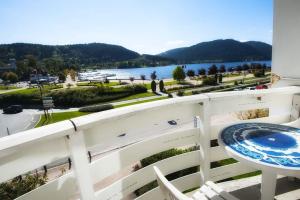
[0,1,300,200]
[30,74,58,83]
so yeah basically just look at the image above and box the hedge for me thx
[79,104,113,112]
[0,84,147,108]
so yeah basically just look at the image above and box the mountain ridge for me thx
[158,39,271,63]
[0,39,271,68]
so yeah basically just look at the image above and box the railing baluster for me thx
[67,130,95,200]
[196,99,211,185]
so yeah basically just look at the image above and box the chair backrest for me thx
[153,166,193,200]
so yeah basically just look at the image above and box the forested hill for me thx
[159,39,272,63]
[0,39,271,74]
[0,43,140,65]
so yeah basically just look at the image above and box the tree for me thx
[218,73,223,83]
[58,72,66,82]
[228,67,234,72]
[9,72,18,83]
[173,66,186,82]
[198,68,206,76]
[186,70,195,77]
[242,64,250,71]
[140,74,146,84]
[236,65,243,72]
[219,65,226,73]
[151,80,156,93]
[129,77,135,84]
[159,80,165,92]
[214,74,218,84]
[26,55,37,68]
[150,71,157,80]
[202,77,217,86]
[208,65,218,75]
[3,72,18,83]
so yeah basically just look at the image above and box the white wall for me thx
[272,0,300,87]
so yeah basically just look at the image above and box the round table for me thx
[218,122,300,200]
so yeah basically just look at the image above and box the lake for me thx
[81,60,271,80]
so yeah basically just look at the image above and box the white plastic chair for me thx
[153,166,239,200]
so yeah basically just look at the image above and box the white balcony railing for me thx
[1,86,300,200]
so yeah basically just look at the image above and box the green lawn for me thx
[111,92,156,102]
[35,111,90,127]
[36,96,169,127]
[3,85,63,95]
[0,85,17,90]
[144,80,178,89]
[114,96,168,108]
[77,82,120,87]
[4,88,38,95]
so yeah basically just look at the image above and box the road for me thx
[0,109,40,137]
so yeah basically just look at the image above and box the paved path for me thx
[0,109,40,137]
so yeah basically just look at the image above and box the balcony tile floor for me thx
[218,175,300,200]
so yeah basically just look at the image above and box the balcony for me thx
[1,86,300,199]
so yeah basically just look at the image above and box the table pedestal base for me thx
[261,171,277,200]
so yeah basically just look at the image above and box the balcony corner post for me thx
[67,120,95,200]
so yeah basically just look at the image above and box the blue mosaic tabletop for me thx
[220,123,300,168]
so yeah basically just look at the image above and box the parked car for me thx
[244,87,256,90]
[3,105,23,114]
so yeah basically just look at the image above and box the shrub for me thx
[79,104,113,112]
[176,90,184,96]
[208,64,218,75]
[151,80,156,93]
[150,71,157,80]
[202,77,217,86]
[0,173,47,199]
[0,93,41,108]
[126,84,147,93]
[58,72,66,82]
[219,65,226,73]
[254,70,265,77]
[159,80,165,92]
[192,90,201,95]
[198,68,206,76]
[140,75,146,83]
[0,84,148,108]
[173,66,186,82]
[186,70,195,77]
[2,72,18,83]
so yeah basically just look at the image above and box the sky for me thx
[0,0,273,54]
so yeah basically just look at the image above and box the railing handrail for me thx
[1,86,299,154]
[1,86,300,200]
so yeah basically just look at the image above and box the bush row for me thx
[0,84,147,108]
[78,104,113,112]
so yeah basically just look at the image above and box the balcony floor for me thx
[217,175,300,200]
